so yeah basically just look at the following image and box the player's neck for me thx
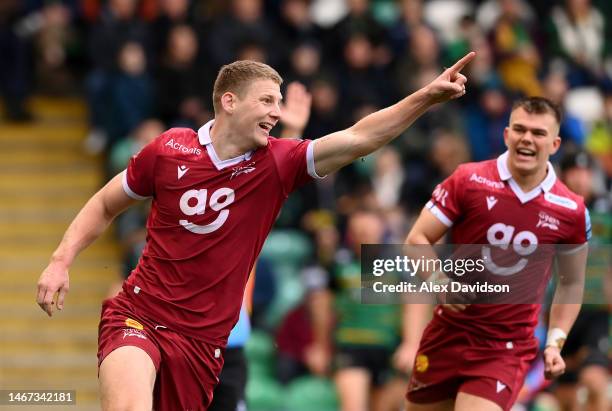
[509,166,548,193]
[208,119,253,160]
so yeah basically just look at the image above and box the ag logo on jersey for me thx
[179,187,235,234]
[483,223,538,276]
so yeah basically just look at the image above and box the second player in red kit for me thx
[405,97,590,411]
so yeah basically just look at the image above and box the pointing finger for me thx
[447,51,476,76]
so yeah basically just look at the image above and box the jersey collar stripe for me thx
[426,201,453,227]
[496,151,556,204]
[197,120,254,170]
[122,170,150,200]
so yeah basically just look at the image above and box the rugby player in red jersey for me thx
[36,53,474,411]
[404,97,590,411]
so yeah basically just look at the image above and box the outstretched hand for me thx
[36,262,70,317]
[280,82,312,135]
[426,52,475,104]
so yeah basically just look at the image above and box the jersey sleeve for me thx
[270,138,322,196]
[557,204,591,254]
[567,206,591,244]
[425,165,465,227]
[122,137,159,200]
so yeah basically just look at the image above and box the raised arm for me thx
[36,172,137,316]
[313,52,475,176]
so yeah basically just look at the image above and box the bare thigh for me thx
[99,346,157,411]
[372,377,408,411]
[454,391,502,411]
[335,368,371,411]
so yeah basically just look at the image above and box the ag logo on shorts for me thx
[125,318,144,330]
[415,354,429,373]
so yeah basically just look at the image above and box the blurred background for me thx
[0,0,610,410]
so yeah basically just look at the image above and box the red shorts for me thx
[97,294,225,411]
[406,310,538,411]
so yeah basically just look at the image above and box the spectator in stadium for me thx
[489,0,542,96]
[552,149,610,411]
[275,264,334,384]
[84,0,151,153]
[308,210,428,411]
[37,53,474,410]
[106,41,154,146]
[542,70,587,149]
[285,40,323,87]
[155,24,212,128]
[546,0,611,89]
[404,97,590,411]
[150,0,195,59]
[387,0,427,58]
[207,0,278,68]
[586,89,612,179]
[327,0,390,67]
[464,79,511,161]
[0,0,33,121]
[276,0,322,54]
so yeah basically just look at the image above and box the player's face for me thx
[503,107,561,176]
[233,79,282,148]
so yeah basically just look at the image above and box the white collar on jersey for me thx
[197,119,254,170]
[496,151,556,204]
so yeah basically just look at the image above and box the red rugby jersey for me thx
[426,151,590,340]
[120,120,320,345]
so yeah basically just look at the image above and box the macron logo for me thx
[178,165,189,179]
[486,196,498,210]
[496,381,506,393]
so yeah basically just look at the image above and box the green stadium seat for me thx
[264,273,305,327]
[260,230,312,267]
[284,376,338,411]
[246,376,285,411]
[245,330,275,363]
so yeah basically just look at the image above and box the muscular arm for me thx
[547,245,588,335]
[36,172,137,316]
[543,245,588,379]
[313,52,474,176]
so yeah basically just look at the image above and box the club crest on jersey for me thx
[230,162,256,180]
[486,196,498,210]
[536,212,560,231]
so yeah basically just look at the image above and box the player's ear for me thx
[221,92,237,114]
[503,126,509,147]
[550,135,561,155]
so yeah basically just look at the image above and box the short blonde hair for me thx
[212,60,283,113]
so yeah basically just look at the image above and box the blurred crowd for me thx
[2,0,610,410]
